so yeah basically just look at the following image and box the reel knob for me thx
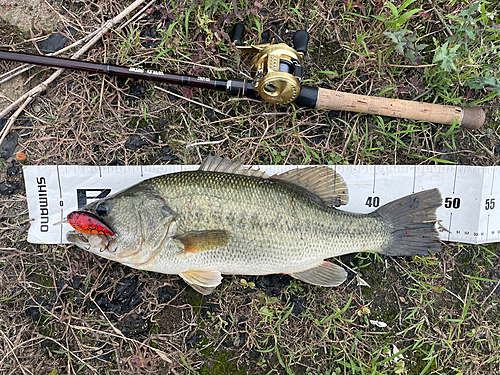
[231,23,245,46]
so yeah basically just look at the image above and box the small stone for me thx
[124,128,157,151]
[26,297,48,321]
[158,285,175,303]
[250,349,261,359]
[33,105,41,113]
[0,181,20,195]
[166,87,181,101]
[125,82,146,105]
[160,146,177,161]
[39,32,69,53]
[0,117,6,132]
[289,295,305,316]
[115,276,140,301]
[141,26,159,49]
[160,154,177,162]
[7,165,19,177]
[328,110,341,120]
[93,341,113,362]
[222,340,233,348]
[18,120,33,136]
[205,108,219,122]
[185,333,202,349]
[117,313,148,337]
[72,277,83,290]
[107,159,123,166]
[0,132,18,159]
[493,142,500,155]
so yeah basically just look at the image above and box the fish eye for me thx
[68,213,74,219]
[96,202,109,217]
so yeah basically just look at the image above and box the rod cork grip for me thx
[315,88,486,128]
[293,30,309,54]
[231,23,245,46]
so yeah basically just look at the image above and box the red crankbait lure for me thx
[67,211,115,237]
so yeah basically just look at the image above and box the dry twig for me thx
[0,0,147,146]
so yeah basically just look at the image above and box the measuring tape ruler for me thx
[24,164,499,245]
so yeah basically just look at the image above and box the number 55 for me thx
[485,198,496,210]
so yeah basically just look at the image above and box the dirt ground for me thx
[1,0,500,374]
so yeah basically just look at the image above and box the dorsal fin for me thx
[274,166,349,206]
[199,155,269,179]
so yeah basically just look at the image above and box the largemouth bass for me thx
[67,156,442,294]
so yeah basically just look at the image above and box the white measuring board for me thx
[24,164,499,245]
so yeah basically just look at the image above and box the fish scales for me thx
[141,170,389,274]
[66,156,442,294]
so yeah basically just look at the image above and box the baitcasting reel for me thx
[231,23,309,104]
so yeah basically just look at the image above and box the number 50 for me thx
[444,197,461,209]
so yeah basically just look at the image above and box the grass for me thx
[0,0,499,374]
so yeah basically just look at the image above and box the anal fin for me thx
[290,261,347,287]
[179,270,222,295]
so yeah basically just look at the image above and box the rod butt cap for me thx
[461,107,485,129]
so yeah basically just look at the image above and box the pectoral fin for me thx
[290,261,347,287]
[179,270,223,295]
[175,230,231,253]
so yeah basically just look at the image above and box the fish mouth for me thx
[67,230,89,246]
[67,230,142,266]
[67,229,165,267]
[74,231,89,243]
[66,230,114,253]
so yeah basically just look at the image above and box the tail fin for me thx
[376,188,442,256]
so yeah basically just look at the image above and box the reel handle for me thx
[231,23,245,46]
[293,30,310,55]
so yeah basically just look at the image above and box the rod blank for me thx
[0,50,486,128]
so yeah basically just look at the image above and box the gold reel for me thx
[239,43,304,104]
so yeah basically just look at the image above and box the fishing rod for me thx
[0,23,485,129]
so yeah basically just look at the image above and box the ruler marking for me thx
[373,166,376,194]
[56,166,64,244]
[56,166,63,199]
[491,167,495,195]
[98,166,102,178]
[333,164,337,194]
[141,165,144,178]
[486,214,490,242]
[452,164,458,194]
[412,165,416,193]
[448,212,452,242]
